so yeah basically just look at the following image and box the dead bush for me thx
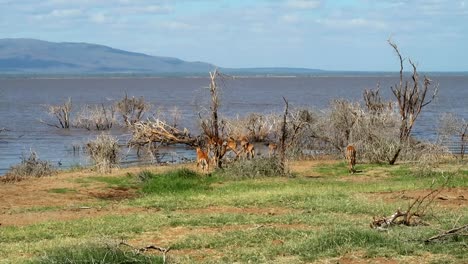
[74,104,116,130]
[86,134,120,173]
[223,113,280,142]
[217,157,288,179]
[438,113,467,159]
[3,151,56,182]
[40,97,72,128]
[115,93,151,127]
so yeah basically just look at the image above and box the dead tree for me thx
[115,93,150,127]
[199,69,227,169]
[40,97,72,128]
[388,39,438,165]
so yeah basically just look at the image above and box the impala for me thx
[268,142,277,157]
[196,147,209,172]
[345,145,357,174]
[240,136,255,159]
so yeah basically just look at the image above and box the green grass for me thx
[140,168,216,195]
[1,162,467,263]
[29,243,163,264]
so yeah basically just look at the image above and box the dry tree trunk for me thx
[209,70,223,169]
[279,97,288,173]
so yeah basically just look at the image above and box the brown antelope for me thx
[239,136,255,159]
[196,147,209,172]
[222,137,239,158]
[345,145,357,174]
[268,142,278,157]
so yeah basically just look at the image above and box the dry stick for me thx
[424,224,468,243]
[279,97,288,173]
[120,242,171,263]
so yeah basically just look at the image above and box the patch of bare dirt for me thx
[0,206,157,227]
[289,159,340,177]
[0,166,179,226]
[367,187,468,208]
[88,187,139,200]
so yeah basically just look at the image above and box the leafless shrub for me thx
[86,134,120,173]
[309,99,362,153]
[223,113,280,142]
[40,97,72,128]
[115,93,151,127]
[74,104,116,130]
[3,150,56,182]
[352,99,401,163]
[438,113,467,159]
[406,142,451,176]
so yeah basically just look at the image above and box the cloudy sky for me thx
[0,0,466,71]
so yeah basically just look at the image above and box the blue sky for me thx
[0,0,467,71]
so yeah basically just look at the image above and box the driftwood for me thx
[130,119,196,147]
[120,242,171,263]
[424,224,468,243]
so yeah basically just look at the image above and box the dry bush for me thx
[115,94,151,127]
[404,141,451,176]
[438,113,467,159]
[217,157,288,179]
[86,134,120,173]
[223,113,280,142]
[3,151,56,182]
[40,97,72,128]
[309,99,362,153]
[74,104,116,130]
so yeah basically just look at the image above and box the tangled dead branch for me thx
[130,119,195,147]
[371,178,449,230]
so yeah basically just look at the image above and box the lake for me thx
[0,75,467,174]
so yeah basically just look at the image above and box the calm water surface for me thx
[0,76,466,174]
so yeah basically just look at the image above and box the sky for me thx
[0,0,467,71]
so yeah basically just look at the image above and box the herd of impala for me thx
[196,135,357,174]
[195,135,278,172]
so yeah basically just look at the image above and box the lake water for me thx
[0,75,467,175]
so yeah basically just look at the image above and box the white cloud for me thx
[280,14,300,24]
[90,13,108,24]
[286,0,320,9]
[49,9,82,17]
[161,21,194,30]
[317,17,388,30]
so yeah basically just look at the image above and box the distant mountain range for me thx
[0,38,323,76]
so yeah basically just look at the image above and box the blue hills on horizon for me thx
[0,38,325,76]
[0,38,466,77]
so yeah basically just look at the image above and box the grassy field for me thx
[0,159,467,263]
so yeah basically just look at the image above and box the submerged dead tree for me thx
[387,39,438,165]
[40,97,72,129]
[115,93,151,126]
